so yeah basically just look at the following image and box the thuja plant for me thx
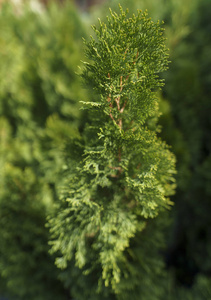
[49,6,176,299]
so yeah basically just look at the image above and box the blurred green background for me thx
[0,0,210,299]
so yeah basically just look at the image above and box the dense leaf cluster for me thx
[1,1,210,299]
[0,2,85,299]
[49,6,176,299]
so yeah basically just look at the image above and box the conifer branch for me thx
[49,6,176,297]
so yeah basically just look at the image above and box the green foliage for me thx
[49,6,176,299]
[166,274,211,300]
[160,0,211,290]
[91,0,197,49]
[0,121,65,300]
[1,0,209,299]
[0,1,86,129]
[0,1,86,299]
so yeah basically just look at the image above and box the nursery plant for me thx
[49,6,176,300]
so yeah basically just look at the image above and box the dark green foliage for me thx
[161,0,211,290]
[49,7,176,299]
[166,274,211,299]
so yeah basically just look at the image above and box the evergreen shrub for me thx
[0,2,86,299]
[49,6,176,300]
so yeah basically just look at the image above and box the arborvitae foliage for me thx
[162,0,211,289]
[0,1,86,130]
[49,7,176,299]
[0,2,86,299]
[91,0,197,50]
[0,118,67,300]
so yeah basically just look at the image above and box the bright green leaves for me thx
[82,6,169,126]
[49,6,176,298]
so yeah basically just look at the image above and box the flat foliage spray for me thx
[49,6,176,300]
